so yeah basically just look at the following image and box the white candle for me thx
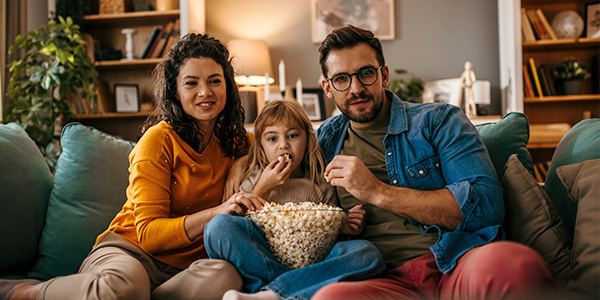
[279,59,286,93]
[296,78,303,106]
[264,72,269,102]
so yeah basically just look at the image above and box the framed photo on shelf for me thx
[311,0,395,43]
[422,78,463,107]
[115,84,140,113]
[293,88,326,121]
[585,2,600,38]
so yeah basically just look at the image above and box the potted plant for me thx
[388,69,424,103]
[4,16,98,171]
[552,57,590,95]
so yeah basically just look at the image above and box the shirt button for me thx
[387,152,392,156]
[419,170,424,175]
[173,181,176,184]
[191,164,195,167]
[392,179,398,184]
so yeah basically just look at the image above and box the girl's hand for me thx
[252,157,293,198]
[341,204,366,236]
[215,191,266,216]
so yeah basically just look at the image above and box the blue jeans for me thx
[204,214,385,300]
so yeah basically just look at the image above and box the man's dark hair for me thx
[318,25,385,78]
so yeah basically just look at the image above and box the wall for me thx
[205,0,500,115]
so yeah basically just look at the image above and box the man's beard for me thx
[338,91,383,123]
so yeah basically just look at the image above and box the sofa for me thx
[1,114,598,299]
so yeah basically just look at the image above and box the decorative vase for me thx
[562,80,582,95]
[155,0,178,11]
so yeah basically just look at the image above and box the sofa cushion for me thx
[475,112,534,179]
[27,123,135,280]
[501,154,571,286]
[0,123,53,276]
[544,119,600,237]
[557,159,600,298]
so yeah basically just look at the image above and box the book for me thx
[535,9,557,40]
[528,58,544,98]
[538,64,556,96]
[537,66,550,96]
[146,24,167,59]
[150,20,175,59]
[521,8,536,42]
[526,9,551,40]
[142,27,161,59]
[96,80,115,113]
[523,64,535,98]
[161,18,180,58]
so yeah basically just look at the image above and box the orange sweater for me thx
[97,121,244,269]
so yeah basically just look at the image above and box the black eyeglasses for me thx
[327,65,383,91]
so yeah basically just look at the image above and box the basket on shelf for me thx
[529,123,572,145]
[99,0,133,14]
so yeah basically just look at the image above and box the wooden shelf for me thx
[524,94,600,103]
[84,10,180,28]
[527,142,560,149]
[95,58,162,69]
[523,38,600,51]
[76,112,151,119]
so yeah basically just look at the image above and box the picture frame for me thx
[422,78,463,107]
[585,2,600,38]
[293,88,326,121]
[114,84,140,113]
[311,0,395,43]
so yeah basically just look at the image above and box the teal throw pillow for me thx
[0,123,53,276]
[544,119,600,238]
[475,112,535,179]
[27,123,135,280]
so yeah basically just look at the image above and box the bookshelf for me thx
[499,0,600,181]
[77,0,205,141]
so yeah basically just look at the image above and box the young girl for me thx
[204,100,385,300]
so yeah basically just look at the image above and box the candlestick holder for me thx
[121,28,136,61]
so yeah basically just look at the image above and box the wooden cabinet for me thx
[499,0,600,169]
[77,0,205,141]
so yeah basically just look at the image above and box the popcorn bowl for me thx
[246,202,346,269]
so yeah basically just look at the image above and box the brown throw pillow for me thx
[501,154,572,286]
[557,159,600,299]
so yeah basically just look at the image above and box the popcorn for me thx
[246,202,345,269]
[278,154,290,163]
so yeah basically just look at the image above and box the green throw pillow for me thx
[27,123,135,280]
[0,123,53,276]
[475,112,535,179]
[544,119,600,238]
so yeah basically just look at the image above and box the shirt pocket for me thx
[406,154,444,190]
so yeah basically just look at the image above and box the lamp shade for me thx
[228,39,275,86]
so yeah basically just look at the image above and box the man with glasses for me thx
[314,25,554,300]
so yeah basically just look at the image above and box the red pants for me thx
[312,241,555,300]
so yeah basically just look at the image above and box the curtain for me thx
[1,0,28,119]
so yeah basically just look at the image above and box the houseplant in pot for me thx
[552,57,590,95]
[4,16,98,171]
[388,69,424,103]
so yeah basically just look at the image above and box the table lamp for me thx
[228,39,275,123]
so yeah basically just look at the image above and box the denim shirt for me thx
[316,90,505,273]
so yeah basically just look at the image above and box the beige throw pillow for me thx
[557,159,600,299]
[501,154,572,286]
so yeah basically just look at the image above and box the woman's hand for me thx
[252,157,293,199]
[341,204,366,236]
[216,191,266,216]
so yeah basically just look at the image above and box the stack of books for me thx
[141,18,181,59]
[521,8,558,42]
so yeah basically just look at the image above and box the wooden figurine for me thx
[460,61,477,117]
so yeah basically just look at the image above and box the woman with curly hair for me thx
[2,33,266,300]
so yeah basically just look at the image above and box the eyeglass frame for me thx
[326,65,384,91]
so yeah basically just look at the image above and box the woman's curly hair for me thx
[143,33,249,158]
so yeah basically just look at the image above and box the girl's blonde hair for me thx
[242,100,326,199]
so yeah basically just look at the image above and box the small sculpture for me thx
[121,28,137,61]
[460,61,477,117]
